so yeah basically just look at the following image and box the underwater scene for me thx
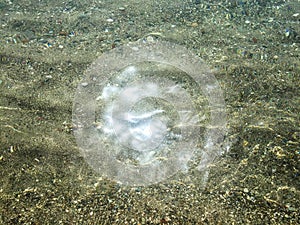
[0,0,299,224]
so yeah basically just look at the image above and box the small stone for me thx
[191,22,198,27]
[146,36,154,42]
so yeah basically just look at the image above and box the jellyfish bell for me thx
[72,38,227,186]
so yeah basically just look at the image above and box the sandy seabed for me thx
[0,0,299,224]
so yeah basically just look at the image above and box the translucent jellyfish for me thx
[72,39,227,186]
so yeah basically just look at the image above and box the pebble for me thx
[146,36,154,42]
[191,22,198,27]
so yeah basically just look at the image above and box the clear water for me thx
[1,0,299,223]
